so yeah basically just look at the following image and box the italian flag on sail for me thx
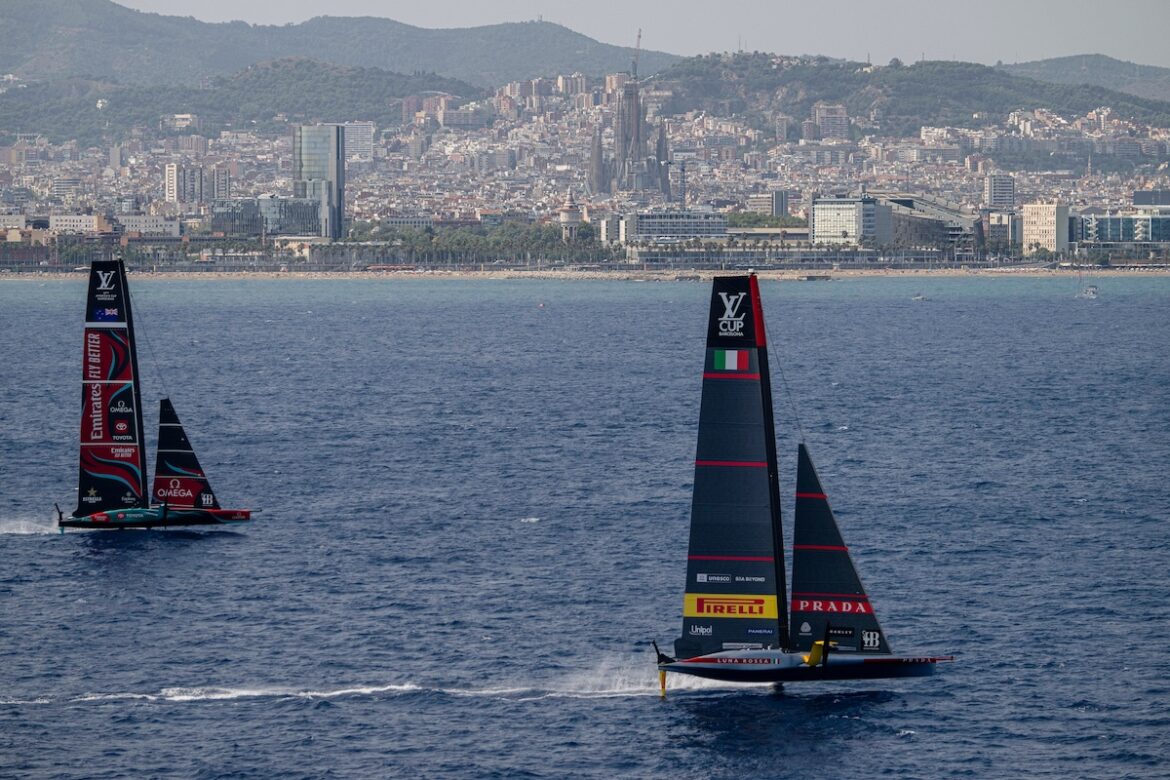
[713,349,749,371]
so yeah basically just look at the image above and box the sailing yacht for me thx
[58,259,251,530]
[655,275,950,688]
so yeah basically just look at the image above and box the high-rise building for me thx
[343,121,376,161]
[401,95,423,124]
[812,102,850,139]
[164,163,203,204]
[605,73,629,94]
[1022,203,1069,253]
[983,174,1016,209]
[556,73,588,95]
[210,166,232,200]
[182,167,203,203]
[655,124,671,200]
[293,125,345,241]
[164,163,180,203]
[811,195,892,246]
[774,115,793,142]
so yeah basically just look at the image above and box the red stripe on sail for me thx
[792,592,869,599]
[792,544,849,551]
[689,555,773,562]
[695,460,767,467]
[795,492,827,499]
[702,372,761,380]
[749,275,766,347]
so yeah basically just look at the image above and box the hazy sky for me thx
[116,0,1170,68]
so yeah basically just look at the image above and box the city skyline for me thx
[114,0,1170,69]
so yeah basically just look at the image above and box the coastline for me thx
[1,266,1167,283]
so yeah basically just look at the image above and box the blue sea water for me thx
[1,273,1168,779]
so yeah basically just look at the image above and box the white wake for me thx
[0,518,58,535]
[20,655,769,707]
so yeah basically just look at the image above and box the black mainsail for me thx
[151,398,221,510]
[675,275,789,659]
[789,443,891,654]
[74,259,149,517]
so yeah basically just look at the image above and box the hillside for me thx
[0,59,483,145]
[0,0,680,88]
[1000,54,1170,103]
[655,54,1170,135]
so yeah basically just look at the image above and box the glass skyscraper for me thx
[293,125,345,240]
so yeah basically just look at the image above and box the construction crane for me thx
[632,29,641,79]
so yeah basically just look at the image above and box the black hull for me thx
[60,507,251,530]
[666,659,941,684]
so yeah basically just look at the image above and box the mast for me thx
[74,258,149,516]
[675,274,788,658]
[752,275,791,649]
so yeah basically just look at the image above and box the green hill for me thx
[0,0,679,88]
[655,53,1170,134]
[0,59,483,145]
[1000,55,1170,103]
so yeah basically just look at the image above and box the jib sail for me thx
[675,275,789,659]
[151,398,220,510]
[74,259,148,517]
[789,443,890,654]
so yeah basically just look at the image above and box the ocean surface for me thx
[2,273,1168,779]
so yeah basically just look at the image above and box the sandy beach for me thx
[2,266,1167,283]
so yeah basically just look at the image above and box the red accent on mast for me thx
[749,274,766,347]
[795,492,827,499]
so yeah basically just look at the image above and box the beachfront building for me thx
[210,196,321,237]
[618,209,727,245]
[1073,213,1170,247]
[1022,202,1070,254]
[810,195,891,246]
[293,125,346,241]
